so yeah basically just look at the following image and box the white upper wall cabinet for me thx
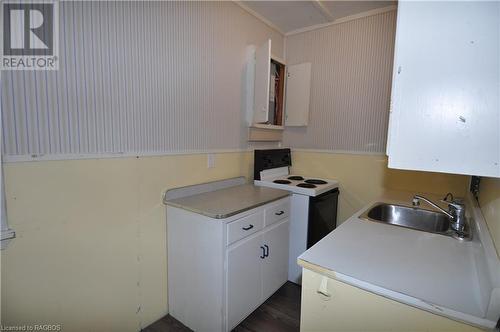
[247,39,311,130]
[386,1,500,177]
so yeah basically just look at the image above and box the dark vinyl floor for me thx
[143,282,301,332]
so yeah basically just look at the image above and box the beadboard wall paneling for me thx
[1,1,284,160]
[283,10,397,153]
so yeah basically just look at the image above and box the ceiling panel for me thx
[241,1,330,33]
[323,1,396,21]
[240,1,397,34]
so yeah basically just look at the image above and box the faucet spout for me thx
[412,195,454,219]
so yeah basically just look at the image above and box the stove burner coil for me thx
[305,179,327,185]
[288,176,304,181]
[273,180,292,184]
[297,183,317,188]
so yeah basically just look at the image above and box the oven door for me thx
[307,188,339,248]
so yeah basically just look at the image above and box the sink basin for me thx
[360,203,450,235]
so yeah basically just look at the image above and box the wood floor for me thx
[142,282,301,332]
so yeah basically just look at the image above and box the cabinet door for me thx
[387,1,500,177]
[262,220,289,300]
[227,233,263,330]
[285,63,311,126]
[253,39,271,123]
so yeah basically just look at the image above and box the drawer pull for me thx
[242,224,254,231]
[260,246,266,259]
[275,211,285,216]
[264,244,269,257]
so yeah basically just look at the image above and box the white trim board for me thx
[2,149,252,163]
[291,148,386,157]
[285,5,397,36]
[2,148,387,163]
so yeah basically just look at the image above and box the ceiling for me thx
[239,1,396,34]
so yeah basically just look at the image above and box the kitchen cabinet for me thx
[300,268,483,332]
[247,39,311,136]
[227,219,289,329]
[167,196,290,332]
[227,231,263,329]
[261,220,289,298]
[386,1,500,177]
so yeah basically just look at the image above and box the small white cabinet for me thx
[261,220,289,297]
[227,219,289,329]
[386,1,500,177]
[247,39,312,131]
[227,232,263,329]
[167,197,290,332]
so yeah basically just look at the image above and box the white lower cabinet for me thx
[300,268,483,332]
[262,221,289,298]
[167,197,290,332]
[227,233,263,329]
[227,220,290,330]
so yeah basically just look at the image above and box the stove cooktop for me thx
[255,173,339,197]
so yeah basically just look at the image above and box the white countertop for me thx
[164,184,290,219]
[298,191,499,330]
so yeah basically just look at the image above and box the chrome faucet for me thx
[412,193,467,232]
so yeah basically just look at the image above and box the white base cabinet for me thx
[167,197,290,332]
[227,220,289,329]
[300,268,483,332]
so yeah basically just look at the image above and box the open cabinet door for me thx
[285,62,311,126]
[253,39,271,124]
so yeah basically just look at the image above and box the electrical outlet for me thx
[207,154,216,168]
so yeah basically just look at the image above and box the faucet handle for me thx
[442,192,454,202]
[440,199,465,212]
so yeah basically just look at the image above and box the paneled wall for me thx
[283,10,396,153]
[1,1,283,161]
[478,178,500,256]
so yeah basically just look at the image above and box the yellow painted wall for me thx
[478,177,500,257]
[1,150,472,331]
[290,151,470,224]
[1,152,252,332]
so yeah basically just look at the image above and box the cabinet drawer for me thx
[265,200,290,227]
[227,212,264,245]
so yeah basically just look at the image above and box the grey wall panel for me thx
[283,10,397,153]
[1,1,284,160]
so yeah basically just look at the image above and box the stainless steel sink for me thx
[360,203,451,235]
